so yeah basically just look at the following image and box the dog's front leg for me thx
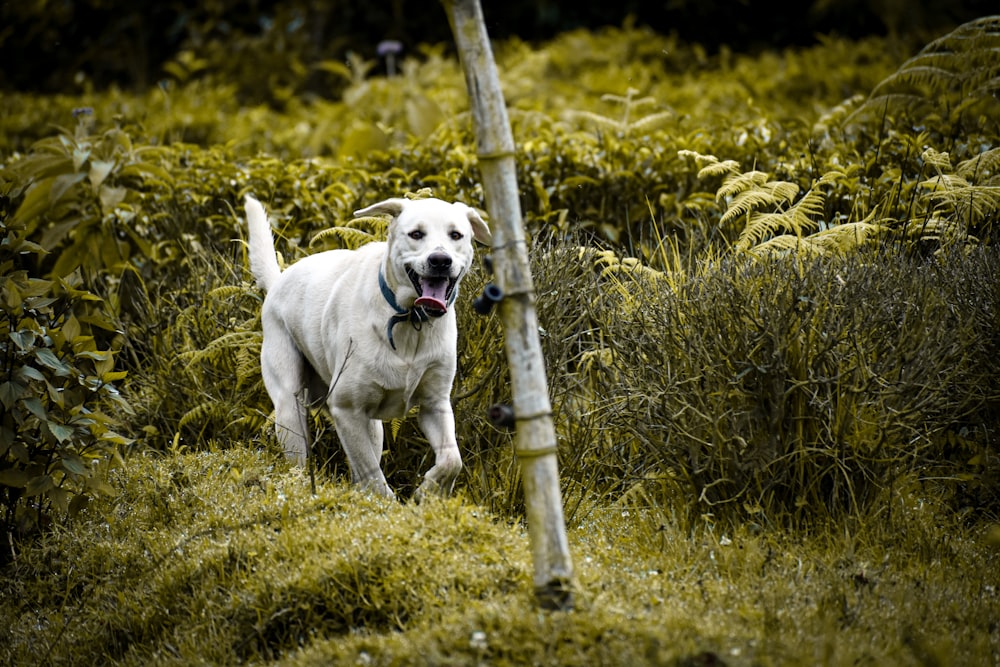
[416,402,463,498]
[330,406,394,497]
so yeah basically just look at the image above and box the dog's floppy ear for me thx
[354,198,407,218]
[465,207,492,246]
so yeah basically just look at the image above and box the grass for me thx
[2,447,997,666]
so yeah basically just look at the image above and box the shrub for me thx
[0,218,130,559]
[542,244,1000,524]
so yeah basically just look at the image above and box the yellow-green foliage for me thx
[3,15,1000,665]
[1,449,997,666]
[2,17,999,524]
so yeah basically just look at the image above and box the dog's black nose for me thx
[427,252,452,271]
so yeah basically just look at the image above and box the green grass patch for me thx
[2,448,997,665]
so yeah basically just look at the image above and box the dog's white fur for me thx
[244,195,491,497]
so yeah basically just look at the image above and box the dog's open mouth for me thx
[407,267,456,317]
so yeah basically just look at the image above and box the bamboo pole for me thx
[442,0,574,610]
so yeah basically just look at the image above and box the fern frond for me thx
[309,226,377,250]
[716,170,770,201]
[721,179,799,227]
[921,148,953,173]
[734,182,832,251]
[629,110,675,134]
[847,93,932,124]
[737,212,796,251]
[750,234,824,257]
[182,331,261,369]
[678,150,741,178]
[404,188,435,200]
[350,216,393,235]
[235,346,263,392]
[808,222,882,252]
[751,222,881,257]
[563,109,623,132]
[340,215,389,235]
[957,148,1000,181]
[919,173,971,193]
[849,16,1000,131]
[953,185,1000,220]
[206,285,251,300]
[790,187,827,222]
[179,401,225,432]
[869,66,958,97]
[906,215,967,244]
[697,159,741,180]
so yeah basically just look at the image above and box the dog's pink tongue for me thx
[415,279,448,313]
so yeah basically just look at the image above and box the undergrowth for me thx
[0,448,996,666]
[2,14,1000,665]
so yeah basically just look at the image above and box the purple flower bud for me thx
[376,40,403,57]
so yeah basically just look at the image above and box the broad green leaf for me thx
[50,171,88,206]
[47,380,65,409]
[64,312,83,338]
[11,176,56,229]
[39,217,82,252]
[25,474,54,497]
[101,370,128,383]
[22,396,48,421]
[89,159,116,189]
[49,422,75,444]
[24,296,59,310]
[2,281,22,310]
[0,381,25,409]
[9,442,29,464]
[76,349,111,362]
[0,425,13,455]
[72,144,91,171]
[35,348,72,376]
[9,330,34,351]
[68,493,90,515]
[0,468,32,488]
[16,365,45,382]
[99,184,127,211]
[48,486,70,514]
[118,161,175,187]
[61,454,88,474]
[21,278,52,298]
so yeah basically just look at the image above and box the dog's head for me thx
[355,197,492,316]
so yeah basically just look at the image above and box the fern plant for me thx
[682,150,882,254]
[564,87,674,138]
[910,146,1000,247]
[847,15,1000,137]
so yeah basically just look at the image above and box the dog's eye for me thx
[409,230,425,240]
[449,231,463,241]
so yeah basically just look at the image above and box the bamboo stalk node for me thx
[476,150,516,161]
[514,445,559,459]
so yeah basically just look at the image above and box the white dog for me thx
[244,195,491,497]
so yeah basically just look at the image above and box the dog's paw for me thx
[414,476,455,503]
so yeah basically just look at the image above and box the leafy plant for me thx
[847,15,1000,138]
[0,218,129,559]
[3,111,173,281]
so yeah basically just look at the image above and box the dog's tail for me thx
[244,195,281,292]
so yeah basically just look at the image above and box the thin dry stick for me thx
[296,340,355,497]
